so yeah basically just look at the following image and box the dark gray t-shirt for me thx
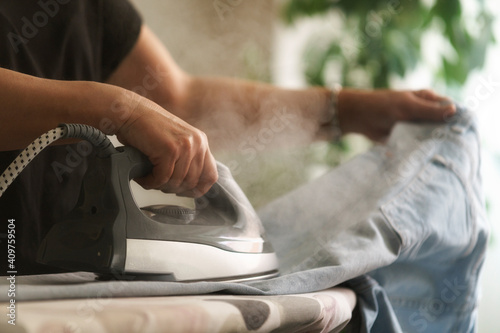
[0,0,142,274]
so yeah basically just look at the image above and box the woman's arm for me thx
[106,26,336,150]
[0,68,114,150]
[0,67,218,197]
[107,25,456,149]
[338,88,456,142]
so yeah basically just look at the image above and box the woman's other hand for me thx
[337,89,456,142]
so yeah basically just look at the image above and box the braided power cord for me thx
[0,124,117,197]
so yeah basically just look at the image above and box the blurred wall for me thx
[130,0,275,80]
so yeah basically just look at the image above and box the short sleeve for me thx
[100,0,142,80]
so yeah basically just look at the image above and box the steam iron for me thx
[32,127,279,282]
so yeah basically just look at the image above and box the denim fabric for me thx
[343,275,403,333]
[257,105,488,332]
[0,107,488,332]
[367,107,489,332]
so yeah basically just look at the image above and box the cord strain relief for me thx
[59,123,118,156]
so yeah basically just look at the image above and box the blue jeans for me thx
[257,105,489,332]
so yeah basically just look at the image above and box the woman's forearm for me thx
[176,76,335,150]
[0,67,135,151]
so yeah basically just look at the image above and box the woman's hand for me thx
[115,92,218,198]
[337,89,456,142]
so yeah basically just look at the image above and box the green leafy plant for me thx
[282,0,495,89]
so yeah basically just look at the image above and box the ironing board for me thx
[0,283,355,333]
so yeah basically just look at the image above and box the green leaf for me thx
[441,57,469,85]
[283,0,337,24]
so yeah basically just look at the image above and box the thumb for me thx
[410,90,456,121]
